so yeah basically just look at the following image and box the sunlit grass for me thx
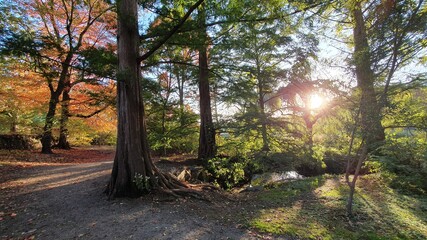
[246,174,427,239]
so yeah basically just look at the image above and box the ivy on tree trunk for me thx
[346,0,386,216]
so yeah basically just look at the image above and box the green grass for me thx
[246,174,427,239]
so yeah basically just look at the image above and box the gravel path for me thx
[0,161,258,239]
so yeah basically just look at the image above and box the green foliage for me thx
[203,156,260,189]
[79,47,117,79]
[133,173,152,192]
[378,87,427,194]
[377,137,427,194]
[253,152,296,173]
[257,146,326,177]
[294,154,325,177]
[90,132,116,146]
[248,175,427,239]
[146,104,199,155]
[217,129,265,156]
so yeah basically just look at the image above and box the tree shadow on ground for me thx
[239,175,427,239]
[0,161,256,240]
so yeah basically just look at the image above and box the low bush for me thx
[377,138,427,194]
[90,132,116,146]
[0,134,34,150]
[203,156,261,189]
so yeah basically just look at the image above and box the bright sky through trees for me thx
[0,1,426,228]
[309,93,324,110]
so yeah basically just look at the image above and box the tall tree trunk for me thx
[106,0,189,198]
[352,2,385,150]
[106,0,150,197]
[57,78,71,149]
[346,1,386,216]
[197,3,216,162]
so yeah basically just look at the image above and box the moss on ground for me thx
[245,174,427,239]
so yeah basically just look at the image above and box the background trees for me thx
[0,0,426,212]
[324,0,427,215]
[1,0,116,153]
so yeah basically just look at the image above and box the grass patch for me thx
[246,174,427,239]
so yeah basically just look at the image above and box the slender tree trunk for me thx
[178,71,186,127]
[307,125,314,152]
[41,54,73,154]
[57,78,71,149]
[197,3,216,162]
[41,97,58,154]
[10,112,17,133]
[256,59,269,151]
[346,145,367,216]
[161,104,167,156]
[259,96,269,151]
[213,82,219,124]
[352,2,385,151]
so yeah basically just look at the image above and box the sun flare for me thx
[309,94,324,110]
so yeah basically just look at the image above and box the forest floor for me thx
[0,147,265,240]
[1,147,427,240]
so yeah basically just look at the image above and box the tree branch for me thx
[140,1,326,41]
[138,0,205,62]
[68,105,109,118]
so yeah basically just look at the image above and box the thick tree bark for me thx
[106,0,191,198]
[198,47,216,161]
[57,78,71,149]
[106,0,150,197]
[197,3,216,162]
[352,2,385,151]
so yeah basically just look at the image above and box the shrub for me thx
[0,134,34,149]
[294,158,325,177]
[323,152,347,174]
[376,137,427,194]
[90,132,116,145]
[203,156,260,189]
[253,152,295,173]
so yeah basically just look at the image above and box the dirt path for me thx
[0,161,259,240]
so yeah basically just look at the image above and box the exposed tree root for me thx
[151,168,221,202]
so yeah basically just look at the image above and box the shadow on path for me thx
[0,161,255,240]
